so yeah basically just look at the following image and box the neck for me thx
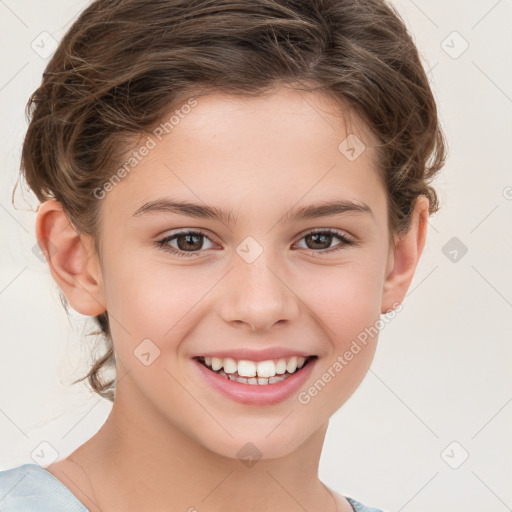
[71,380,340,512]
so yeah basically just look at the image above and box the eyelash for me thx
[156,229,355,258]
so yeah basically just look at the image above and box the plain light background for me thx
[0,1,511,511]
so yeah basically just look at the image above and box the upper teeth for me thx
[203,356,308,378]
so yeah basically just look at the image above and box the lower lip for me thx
[193,358,317,406]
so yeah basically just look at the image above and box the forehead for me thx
[102,86,385,226]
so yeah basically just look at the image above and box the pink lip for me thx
[192,347,315,362]
[192,357,317,406]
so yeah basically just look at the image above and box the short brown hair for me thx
[14,0,447,402]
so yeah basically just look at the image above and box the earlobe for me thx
[381,196,429,314]
[35,200,107,316]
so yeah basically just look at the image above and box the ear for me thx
[381,196,429,314]
[35,200,107,316]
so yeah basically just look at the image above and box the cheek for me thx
[106,248,387,353]
[293,257,386,345]
[102,262,211,405]
[291,262,384,415]
[104,261,222,356]
[99,246,386,454]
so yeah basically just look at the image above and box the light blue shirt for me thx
[0,463,385,511]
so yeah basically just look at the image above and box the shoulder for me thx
[345,495,388,512]
[0,464,88,512]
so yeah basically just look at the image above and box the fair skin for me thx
[38,85,428,512]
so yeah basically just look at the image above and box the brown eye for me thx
[157,230,214,257]
[304,232,335,250]
[295,229,353,254]
[174,233,204,251]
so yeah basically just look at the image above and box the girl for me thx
[0,0,446,510]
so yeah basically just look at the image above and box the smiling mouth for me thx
[194,355,318,385]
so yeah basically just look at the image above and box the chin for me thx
[194,419,319,463]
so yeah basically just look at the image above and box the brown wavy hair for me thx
[13,0,447,402]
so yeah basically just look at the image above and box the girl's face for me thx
[94,86,398,459]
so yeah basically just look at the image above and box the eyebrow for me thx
[132,198,237,224]
[131,197,373,224]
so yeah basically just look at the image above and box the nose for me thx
[219,253,300,332]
